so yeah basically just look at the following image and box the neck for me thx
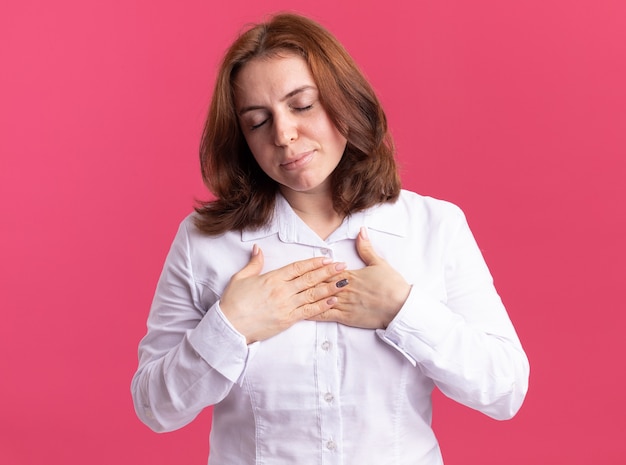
[280,187,344,240]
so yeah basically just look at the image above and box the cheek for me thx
[329,128,348,155]
[318,118,347,151]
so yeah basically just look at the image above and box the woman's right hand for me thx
[219,245,348,344]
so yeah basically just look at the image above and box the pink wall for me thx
[2,0,625,463]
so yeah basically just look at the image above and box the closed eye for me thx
[293,104,313,112]
[250,120,268,130]
[249,104,312,130]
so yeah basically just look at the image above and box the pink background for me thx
[2,0,625,463]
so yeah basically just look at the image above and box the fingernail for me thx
[322,258,333,265]
[327,297,337,305]
[336,278,349,288]
[252,244,260,256]
[360,227,369,240]
[334,262,347,271]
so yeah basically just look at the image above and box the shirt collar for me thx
[241,192,407,243]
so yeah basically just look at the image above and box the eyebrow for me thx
[237,85,316,116]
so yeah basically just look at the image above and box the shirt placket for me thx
[315,245,343,465]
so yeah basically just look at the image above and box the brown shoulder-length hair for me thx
[194,13,401,234]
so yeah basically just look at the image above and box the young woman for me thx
[132,13,529,464]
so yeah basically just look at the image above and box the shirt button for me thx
[326,440,337,451]
[320,248,331,256]
[324,392,334,403]
[321,341,331,351]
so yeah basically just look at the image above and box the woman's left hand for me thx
[309,227,411,329]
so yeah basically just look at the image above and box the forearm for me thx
[131,302,251,432]
[378,287,529,420]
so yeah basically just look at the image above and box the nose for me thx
[273,112,298,146]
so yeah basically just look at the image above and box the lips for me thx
[280,150,315,171]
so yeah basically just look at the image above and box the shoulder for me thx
[168,213,251,290]
[364,190,467,242]
[400,189,462,212]
[375,190,466,224]
[175,212,243,248]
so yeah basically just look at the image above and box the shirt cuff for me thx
[376,286,461,364]
[187,301,255,385]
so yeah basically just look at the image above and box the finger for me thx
[278,256,337,281]
[294,291,344,320]
[293,278,348,310]
[233,244,264,279]
[307,308,342,323]
[291,261,347,291]
[356,226,380,266]
[322,269,352,285]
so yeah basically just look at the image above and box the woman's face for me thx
[234,53,347,198]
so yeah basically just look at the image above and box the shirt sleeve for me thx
[376,206,530,420]
[130,220,254,432]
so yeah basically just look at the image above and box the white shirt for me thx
[131,190,529,465]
